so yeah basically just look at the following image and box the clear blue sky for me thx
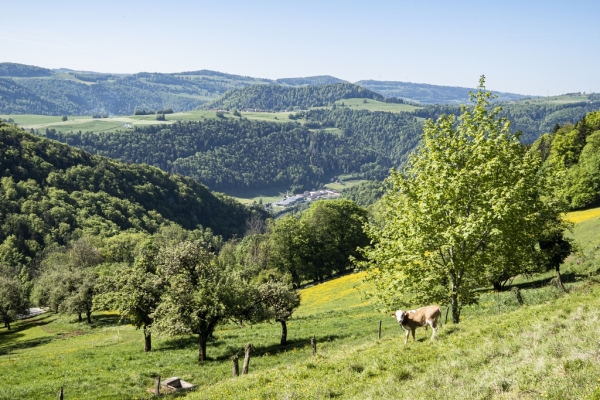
[2,0,599,95]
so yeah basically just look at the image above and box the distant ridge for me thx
[0,62,530,115]
[356,80,527,104]
[275,76,348,86]
[202,83,385,111]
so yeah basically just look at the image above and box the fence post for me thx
[378,321,382,340]
[311,335,316,356]
[155,375,160,396]
[231,354,239,377]
[58,387,63,400]
[242,344,252,375]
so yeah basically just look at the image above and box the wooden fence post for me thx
[231,354,239,377]
[311,335,316,356]
[155,375,160,396]
[378,321,382,340]
[58,387,63,400]
[242,344,252,375]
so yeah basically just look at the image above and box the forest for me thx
[201,83,385,111]
[0,122,262,275]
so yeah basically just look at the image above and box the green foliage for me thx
[0,122,256,279]
[340,180,383,207]
[0,276,28,329]
[356,79,526,104]
[151,240,246,361]
[361,78,561,323]
[268,200,369,287]
[533,110,600,209]
[202,83,385,111]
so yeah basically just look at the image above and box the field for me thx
[1,210,600,399]
[316,98,420,113]
[512,94,591,105]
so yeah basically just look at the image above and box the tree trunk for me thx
[86,310,92,324]
[198,334,207,362]
[78,313,82,322]
[144,327,152,352]
[5,320,10,330]
[451,291,460,323]
[492,281,503,291]
[555,265,566,292]
[278,318,287,346]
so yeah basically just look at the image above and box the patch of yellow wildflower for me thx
[564,207,600,224]
[296,272,372,316]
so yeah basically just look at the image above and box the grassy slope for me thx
[1,224,599,398]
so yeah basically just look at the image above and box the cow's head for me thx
[392,310,405,324]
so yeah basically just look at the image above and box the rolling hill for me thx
[0,122,258,268]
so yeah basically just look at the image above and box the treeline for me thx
[0,122,260,277]
[533,110,600,209]
[340,181,384,207]
[413,100,600,143]
[39,109,423,191]
[4,198,368,361]
[202,83,385,111]
[356,79,526,104]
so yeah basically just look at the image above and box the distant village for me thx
[272,189,341,208]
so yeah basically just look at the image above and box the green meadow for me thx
[332,98,421,112]
[1,208,600,399]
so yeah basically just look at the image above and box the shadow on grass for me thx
[157,334,351,361]
[0,314,57,355]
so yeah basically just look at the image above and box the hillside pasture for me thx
[1,209,599,399]
[331,98,420,113]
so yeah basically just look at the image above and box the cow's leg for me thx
[404,329,410,345]
[411,328,416,342]
[428,319,438,340]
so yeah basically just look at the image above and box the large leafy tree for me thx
[94,240,163,352]
[151,240,246,362]
[361,77,559,323]
[0,276,28,330]
[256,280,300,345]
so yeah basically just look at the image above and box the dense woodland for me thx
[356,79,526,104]
[38,109,422,191]
[414,100,600,143]
[202,83,385,111]
[532,111,600,209]
[0,122,261,275]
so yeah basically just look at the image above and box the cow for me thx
[392,305,441,345]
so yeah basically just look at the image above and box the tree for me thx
[62,116,68,122]
[539,218,574,292]
[94,240,163,351]
[0,276,28,330]
[257,280,300,345]
[151,240,245,362]
[361,77,557,323]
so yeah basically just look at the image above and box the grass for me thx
[331,98,420,113]
[323,179,367,191]
[1,208,600,399]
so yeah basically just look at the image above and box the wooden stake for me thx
[231,354,239,377]
[242,344,252,375]
[378,320,382,340]
[155,375,160,396]
[58,387,63,400]
[311,335,316,356]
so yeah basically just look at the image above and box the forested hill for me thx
[38,111,423,191]
[356,79,527,104]
[275,75,347,86]
[201,83,386,111]
[414,100,600,143]
[0,122,257,265]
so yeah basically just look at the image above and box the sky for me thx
[2,0,599,95]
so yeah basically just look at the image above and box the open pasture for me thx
[331,98,420,113]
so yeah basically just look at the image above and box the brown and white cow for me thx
[392,305,441,345]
